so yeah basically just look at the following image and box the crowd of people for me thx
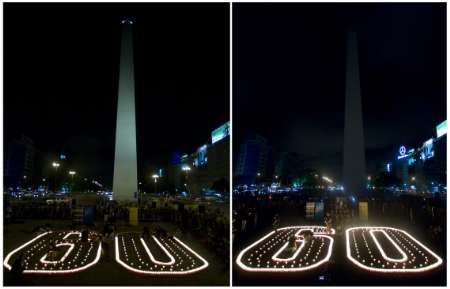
[233,190,446,251]
[4,195,229,269]
[4,200,72,223]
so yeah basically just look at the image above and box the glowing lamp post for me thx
[69,171,76,192]
[182,166,191,197]
[152,174,159,194]
[52,162,60,192]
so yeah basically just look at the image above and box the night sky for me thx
[233,3,446,170]
[4,3,229,186]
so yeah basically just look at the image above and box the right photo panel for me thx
[232,3,446,286]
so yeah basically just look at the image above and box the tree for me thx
[211,178,229,193]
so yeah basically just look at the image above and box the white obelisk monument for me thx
[343,31,366,196]
[113,17,138,201]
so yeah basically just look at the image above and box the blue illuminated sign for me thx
[421,138,434,160]
[193,144,208,167]
[397,146,409,159]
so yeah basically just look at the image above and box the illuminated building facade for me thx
[166,122,230,196]
[392,121,447,190]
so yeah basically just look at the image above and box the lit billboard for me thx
[211,122,230,144]
[436,120,447,138]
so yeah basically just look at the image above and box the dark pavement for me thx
[4,219,229,286]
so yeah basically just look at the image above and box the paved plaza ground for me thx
[233,217,446,286]
[4,219,229,286]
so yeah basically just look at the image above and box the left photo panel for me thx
[3,2,230,286]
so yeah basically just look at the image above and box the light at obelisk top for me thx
[113,17,138,202]
[343,31,366,196]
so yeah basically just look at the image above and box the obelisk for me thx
[343,31,366,196]
[113,17,138,201]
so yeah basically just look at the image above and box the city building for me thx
[374,120,447,192]
[274,151,304,185]
[166,122,230,197]
[5,135,36,189]
[234,133,270,184]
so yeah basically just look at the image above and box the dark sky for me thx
[5,3,229,186]
[233,3,446,163]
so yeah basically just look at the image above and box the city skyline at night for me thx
[4,3,229,187]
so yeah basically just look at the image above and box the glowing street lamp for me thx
[52,162,60,192]
[152,174,159,194]
[181,166,191,196]
[68,171,76,192]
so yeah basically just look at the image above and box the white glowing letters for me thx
[346,226,443,273]
[4,231,209,276]
[115,232,208,274]
[5,231,208,276]
[236,225,443,274]
[3,231,102,274]
[236,226,335,272]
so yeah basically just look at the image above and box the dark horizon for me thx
[4,3,230,186]
[233,3,446,176]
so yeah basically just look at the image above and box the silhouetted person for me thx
[11,254,24,275]
[81,229,89,242]
[272,214,280,232]
[142,226,150,240]
[288,235,297,253]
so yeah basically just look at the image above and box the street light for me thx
[181,166,191,197]
[68,171,76,192]
[152,174,159,194]
[52,162,60,192]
